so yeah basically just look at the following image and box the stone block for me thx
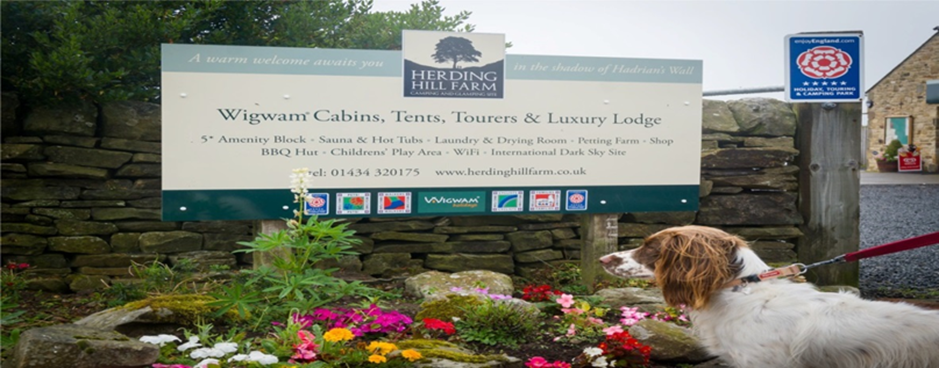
[423,254,514,274]
[55,220,119,236]
[0,234,47,255]
[139,231,202,253]
[43,146,133,169]
[48,236,111,254]
[28,163,108,179]
[11,324,159,368]
[100,100,162,141]
[23,101,97,136]
[506,230,553,252]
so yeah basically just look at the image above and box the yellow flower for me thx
[366,341,397,355]
[368,354,387,364]
[401,349,422,362]
[323,328,354,342]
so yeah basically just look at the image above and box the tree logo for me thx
[432,36,482,69]
[402,30,505,99]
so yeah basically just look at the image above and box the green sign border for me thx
[162,185,699,221]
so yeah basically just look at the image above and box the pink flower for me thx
[603,325,624,336]
[525,356,570,368]
[525,356,549,368]
[560,308,583,315]
[566,323,577,337]
[290,330,319,363]
[556,294,575,308]
[620,306,649,326]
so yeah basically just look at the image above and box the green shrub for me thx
[883,139,903,162]
[455,300,542,348]
[415,294,484,322]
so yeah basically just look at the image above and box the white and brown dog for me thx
[599,225,939,368]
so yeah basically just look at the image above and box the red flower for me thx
[600,331,651,365]
[422,318,455,335]
[521,284,563,302]
[17,263,29,270]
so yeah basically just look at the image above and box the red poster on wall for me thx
[898,145,922,172]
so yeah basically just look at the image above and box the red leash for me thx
[726,230,939,289]
[801,230,939,271]
[843,231,939,262]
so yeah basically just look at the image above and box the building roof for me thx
[865,28,939,94]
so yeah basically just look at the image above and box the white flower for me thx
[190,347,226,359]
[591,356,608,367]
[583,347,604,358]
[177,336,201,352]
[138,334,180,346]
[194,358,219,368]
[230,351,278,365]
[289,168,313,201]
[213,342,239,354]
[244,351,279,365]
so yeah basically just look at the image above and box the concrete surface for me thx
[860,171,939,185]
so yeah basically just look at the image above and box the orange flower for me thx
[323,328,354,342]
[368,354,387,364]
[401,349,422,362]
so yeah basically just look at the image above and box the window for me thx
[885,116,912,145]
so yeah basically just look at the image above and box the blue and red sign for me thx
[784,33,863,103]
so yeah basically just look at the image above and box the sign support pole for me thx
[580,213,619,293]
[252,220,292,270]
[795,102,862,286]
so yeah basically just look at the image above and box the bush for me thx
[455,299,542,348]
[415,294,484,322]
[883,139,903,162]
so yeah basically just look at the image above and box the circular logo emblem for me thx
[308,197,326,207]
[569,194,585,204]
[796,46,852,79]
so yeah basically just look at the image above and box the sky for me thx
[371,0,939,111]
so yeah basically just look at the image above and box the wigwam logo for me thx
[402,30,505,99]
[418,191,486,213]
[425,196,479,204]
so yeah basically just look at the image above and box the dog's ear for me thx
[651,227,743,310]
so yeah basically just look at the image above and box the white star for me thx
[822,81,828,86]
[841,81,847,85]
[813,81,819,86]
[803,82,810,86]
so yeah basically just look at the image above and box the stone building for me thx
[865,28,939,172]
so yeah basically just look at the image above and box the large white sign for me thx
[161,31,702,221]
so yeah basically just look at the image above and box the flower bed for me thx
[0,168,694,368]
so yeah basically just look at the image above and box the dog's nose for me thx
[599,254,618,264]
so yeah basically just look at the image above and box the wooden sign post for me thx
[580,213,620,293]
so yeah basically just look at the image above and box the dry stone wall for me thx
[1,92,804,292]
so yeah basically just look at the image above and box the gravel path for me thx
[859,184,939,298]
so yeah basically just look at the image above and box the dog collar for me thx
[722,264,804,290]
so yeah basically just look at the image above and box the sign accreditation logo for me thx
[378,192,412,214]
[418,191,486,213]
[492,190,524,212]
[784,32,863,103]
[402,30,505,99]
